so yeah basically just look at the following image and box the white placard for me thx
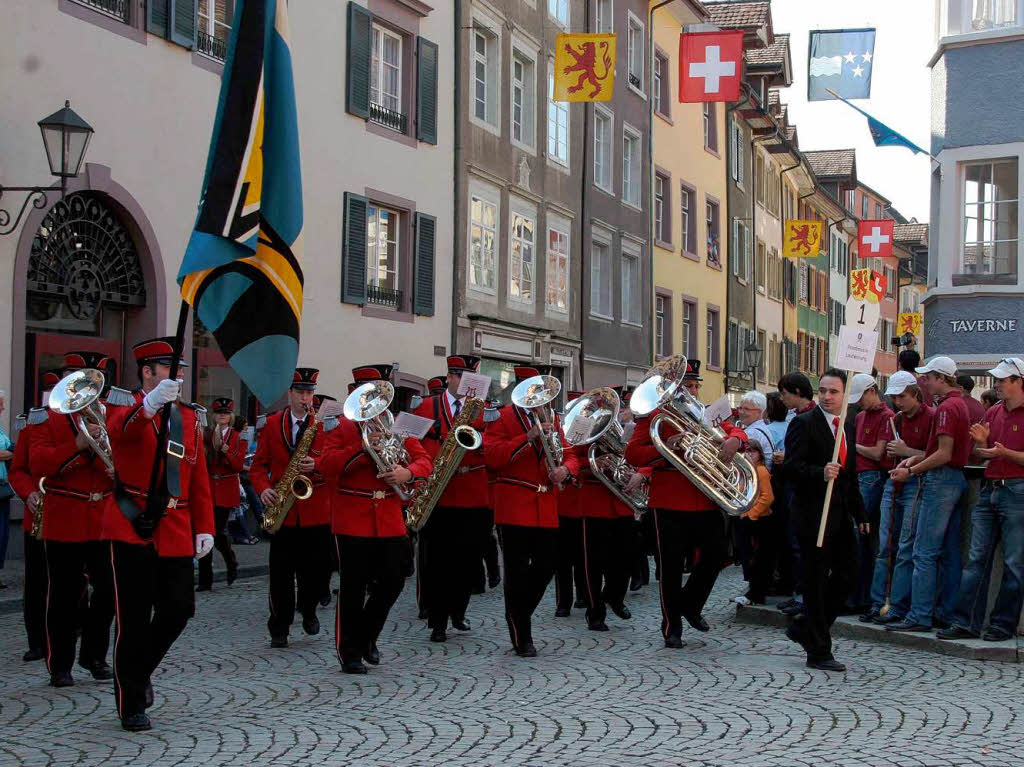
[844,295,880,331]
[702,395,733,429]
[565,413,596,444]
[456,372,493,398]
[835,326,879,374]
[392,412,434,440]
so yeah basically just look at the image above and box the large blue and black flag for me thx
[807,28,876,101]
[178,0,303,405]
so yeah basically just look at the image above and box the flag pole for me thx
[824,88,938,162]
[816,378,852,548]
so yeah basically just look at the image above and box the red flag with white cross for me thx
[679,31,744,103]
[857,219,895,258]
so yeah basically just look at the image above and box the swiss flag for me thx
[857,219,895,258]
[679,31,744,103]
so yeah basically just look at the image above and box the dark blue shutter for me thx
[346,2,372,120]
[413,213,436,316]
[342,192,368,305]
[147,0,169,37]
[416,37,438,144]
[170,0,197,49]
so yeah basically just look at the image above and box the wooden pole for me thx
[815,376,852,548]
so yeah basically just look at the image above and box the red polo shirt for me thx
[926,390,972,469]
[983,401,1024,479]
[963,395,987,425]
[855,403,895,472]
[897,404,934,453]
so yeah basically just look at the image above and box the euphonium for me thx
[343,381,412,501]
[510,375,564,479]
[563,387,648,517]
[630,356,758,516]
[49,369,114,472]
[261,404,321,533]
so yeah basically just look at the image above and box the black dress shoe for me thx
[777,598,798,611]
[451,618,471,632]
[807,658,846,672]
[629,576,642,592]
[608,603,632,620]
[574,598,587,609]
[684,613,710,632]
[872,612,904,625]
[80,660,114,681]
[417,608,429,620]
[515,643,538,658]
[430,627,447,642]
[780,602,806,617]
[23,648,45,662]
[554,607,570,618]
[270,635,288,648]
[936,626,978,640]
[858,610,880,623]
[195,584,212,592]
[145,681,154,709]
[49,671,74,688]
[488,574,502,589]
[664,635,684,649]
[226,567,238,586]
[885,620,932,632]
[302,614,320,636]
[982,628,1013,642]
[319,593,331,608]
[364,643,380,665]
[588,620,609,632]
[121,713,152,732]
[342,659,368,674]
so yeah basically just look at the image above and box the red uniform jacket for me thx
[567,444,648,519]
[483,405,581,529]
[205,426,245,508]
[102,390,214,557]
[9,417,42,532]
[321,418,432,537]
[249,409,331,527]
[624,410,747,512]
[32,410,114,542]
[412,394,489,509]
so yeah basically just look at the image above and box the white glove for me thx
[143,379,182,416]
[195,533,214,559]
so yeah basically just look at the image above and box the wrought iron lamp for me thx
[744,341,763,385]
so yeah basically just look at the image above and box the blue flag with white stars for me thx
[807,28,875,101]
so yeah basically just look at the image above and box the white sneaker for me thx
[733,595,750,606]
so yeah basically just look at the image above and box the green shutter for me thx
[413,212,436,316]
[416,37,438,144]
[346,2,372,120]
[147,0,168,37]
[170,0,197,49]
[342,192,369,305]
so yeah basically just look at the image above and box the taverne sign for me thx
[949,319,1018,333]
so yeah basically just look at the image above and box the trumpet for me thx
[343,381,412,501]
[510,374,564,480]
[49,369,114,472]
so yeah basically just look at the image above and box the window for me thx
[757,328,767,381]
[706,308,721,368]
[622,248,642,325]
[727,320,740,370]
[875,202,884,219]
[371,24,403,121]
[756,240,766,291]
[622,126,642,207]
[596,0,613,34]
[680,184,697,255]
[197,0,233,61]
[731,220,750,281]
[655,294,669,357]
[845,189,856,211]
[366,204,400,303]
[594,107,613,192]
[509,209,535,303]
[970,0,1018,30]
[861,194,869,219]
[511,50,536,149]
[654,51,670,116]
[548,0,569,27]
[469,194,497,291]
[590,237,613,318]
[961,158,1019,283]
[682,299,695,358]
[730,120,744,183]
[472,27,500,129]
[755,153,765,205]
[627,14,644,91]
[703,103,718,152]
[547,67,570,165]
[655,173,671,244]
[706,200,721,267]
[799,261,809,303]
[884,266,896,298]
[546,227,569,312]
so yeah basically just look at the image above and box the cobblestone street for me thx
[2,566,1022,767]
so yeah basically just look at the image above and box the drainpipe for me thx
[778,152,801,379]
[451,0,463,358]
[579,0,591,389]
[648,1,672,369]
[722,83,752,390]
[750,117,782,390]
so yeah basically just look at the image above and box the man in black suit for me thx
[782,369,869,672]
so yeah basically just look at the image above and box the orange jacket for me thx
[741,464,774,520]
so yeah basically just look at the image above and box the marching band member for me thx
[102,337,214,731]
[554,391,587,618]
[322,364,432,674]
[197,397,243,591]
[413,355,489,643]
[33,352,117,687]
[250,368,333,648]
[625,360,746,649]
[483,366,580,657]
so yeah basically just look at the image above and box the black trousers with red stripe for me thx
[267,524,331,638]
[44,540,114,675]
[554,516,587,611]
[110,542,194,719]
[420,507,484,630]
[23,532,48,653]
[580,516,633,623]
[334,535,409,664]
[500,524,558,649]
[197,506,238,588]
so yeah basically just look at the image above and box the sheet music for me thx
[456,372,492,399]
[392,412,434,440]
[565,413,596,444]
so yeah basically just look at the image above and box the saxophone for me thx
[31,477,47,540]
[404,397,484,532]
[261,406,321,534]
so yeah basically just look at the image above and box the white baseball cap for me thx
[885,370,918,396]
[916,356,957,377]
[989,357,1024,379]
[847,373,877,404]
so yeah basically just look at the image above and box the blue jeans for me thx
[905,466,967,626]
[950,480,1024,636]
[854,471,886,607]
[870,477,919,612]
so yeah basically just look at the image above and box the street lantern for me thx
[38,100,94,180]
[744,341,763,382]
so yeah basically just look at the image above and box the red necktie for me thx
[832,416,847,464]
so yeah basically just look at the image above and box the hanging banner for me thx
[783,220,823,258]
[850,268,886,304]
[554,34,616,102]
[898,312,923,337]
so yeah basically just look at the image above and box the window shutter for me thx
[346,2,372,120]
[413,212,436,316]
[148,0,169,37]
[170,0,197,49]
[342,192,369,305]
[416,37,439,144]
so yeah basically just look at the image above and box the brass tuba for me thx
[49,369,115,472]
[629,356,757,516]
[510,374,564,479]
[343,381,412,501]
[563,387,648,517]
